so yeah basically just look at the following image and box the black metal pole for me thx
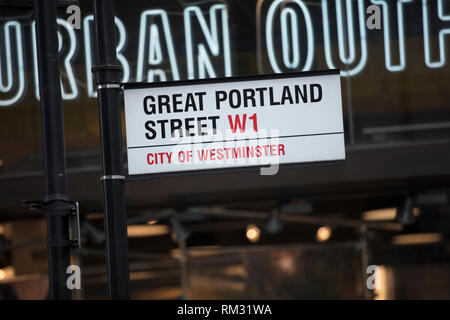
[34,0,72,300]
[92,0,130,299]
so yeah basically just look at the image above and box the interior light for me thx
[363,207,420,221]
[277,253,296,275]
[127,224,170,238]
[0,266,15,281]
[392,233,443,245]
[246,224,261,243]
[316,226,331,242]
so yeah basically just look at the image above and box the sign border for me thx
[122,69,340,90]
[121,69,345,181]
[124,159,346,181]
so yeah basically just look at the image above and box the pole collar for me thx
[100,175,126,182]
[97,83,122,90]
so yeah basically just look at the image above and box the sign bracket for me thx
[21,199,81,249]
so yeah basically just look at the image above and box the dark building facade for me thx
[0,0,450,299]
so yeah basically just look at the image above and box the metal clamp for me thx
[97,83,122,90]
[69,201,81,249]
[100,174,126,182]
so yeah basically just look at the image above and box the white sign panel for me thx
[123,70,345,176]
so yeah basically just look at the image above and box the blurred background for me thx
[1,0,450,299]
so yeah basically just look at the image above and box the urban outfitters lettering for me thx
[1,1,449,106]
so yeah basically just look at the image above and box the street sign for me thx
[123,70,345,176]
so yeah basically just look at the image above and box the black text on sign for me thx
[123,70,345,176]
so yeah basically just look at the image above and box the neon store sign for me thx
[1,0,450,106]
